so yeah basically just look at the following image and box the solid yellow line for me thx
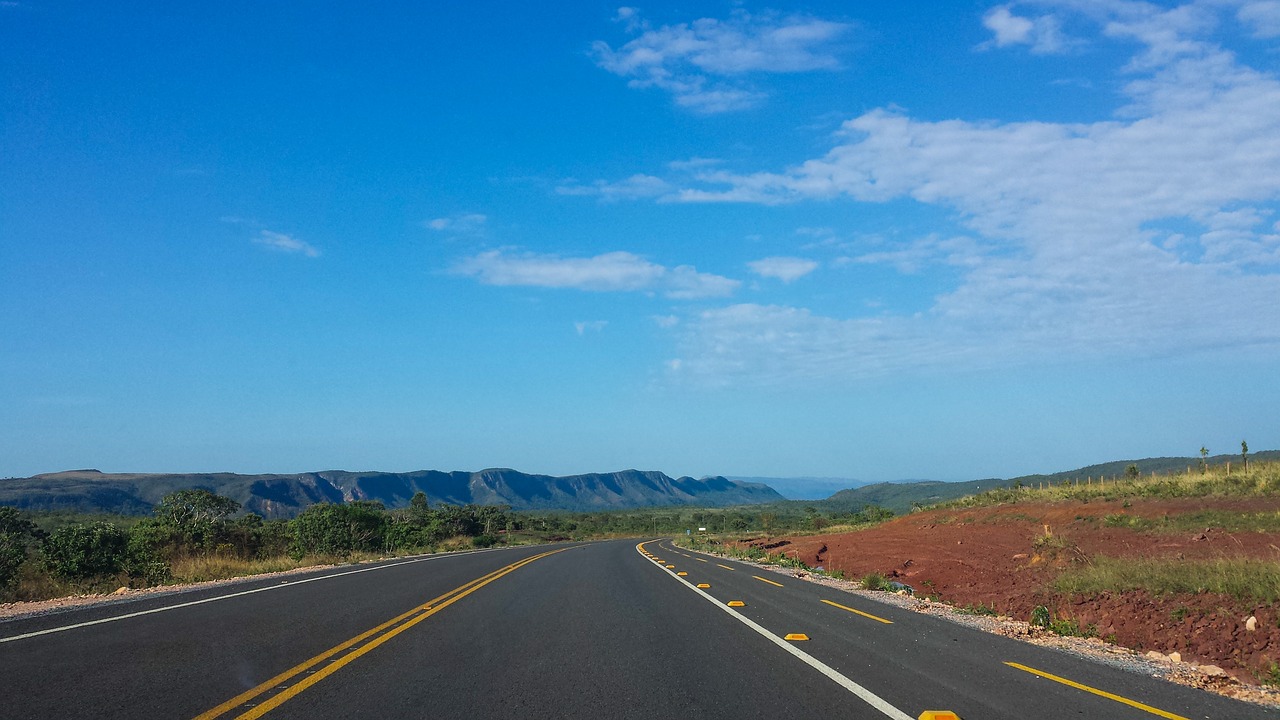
[194,549,564,720]
[716,564,735,571]
[752,575,783,587]
[821,599,893,624]
[1004,662,1190,720]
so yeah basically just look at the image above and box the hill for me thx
[728,476,866,500]
[821,478,1008,514]
[817,450,1280,515]
[0,468,784,518]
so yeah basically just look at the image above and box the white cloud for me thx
[453,249,739,299]
[591,8,852,113]
[983,6,1034,46]
[746,256,819,282]
[653,314,680,328]
[555,174,670,201]
[666,265,741,299]
[654,2,1280,382]
[253,230,320,258]
[841,235,987,274]
[425,213,487,234]
[670,304,963,383]
[575,320,609,335]
[1239,1,1280,38]
[979,5,1072,54]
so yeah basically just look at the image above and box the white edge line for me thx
[639,541,913,720]
[0,545,520,644]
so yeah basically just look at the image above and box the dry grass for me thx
[1054,555,1280,602]
[945,461,1280,510]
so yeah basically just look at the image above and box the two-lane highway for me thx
[1,539,1271,719]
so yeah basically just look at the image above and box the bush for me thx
[1030,605,1051,628]
[42,522,131,582]
[290,502,389,557]
[0,507,38,592]
[471,534,499,548]
[860,572,889,591]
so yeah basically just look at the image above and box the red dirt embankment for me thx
[746,497,1280,684]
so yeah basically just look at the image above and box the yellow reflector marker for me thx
[784,633,809,641]
[666,564,675,568]
[918,713,961,720]
[677,572,688,576]
[727,601,745,607]
[696,583,710,588]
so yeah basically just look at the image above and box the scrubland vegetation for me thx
[0,490,517,602]
[942,459,1280,508]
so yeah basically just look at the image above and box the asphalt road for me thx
[1,538,1272,719]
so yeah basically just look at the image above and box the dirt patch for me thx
[741,497,1280,686]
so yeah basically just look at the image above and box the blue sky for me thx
[2,1,1278,486]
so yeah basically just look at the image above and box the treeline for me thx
[517,503,893,537]
[0,489,511,600]
[0,491,894,602]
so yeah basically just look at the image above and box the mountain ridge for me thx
[0,468,784,518]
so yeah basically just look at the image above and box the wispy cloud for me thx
[253,230,320,258]
[1239,1,1280,38]
[747,256,819,283]
[425,213,488,234]
[653,1,1280,383]
[591,7,852,113]
[555,174,670,202]
[453,249,739,299]
[840,235,987,274]
[575,320,609,335]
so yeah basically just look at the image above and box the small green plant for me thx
[1048,617,1086,636]
[1030,605,1051,628]
[860,572,888,591]
[957,603,997,616]
[1171,606,1189,622]
[1264,662,1280,687]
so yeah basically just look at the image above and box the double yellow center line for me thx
[194,547,569,720]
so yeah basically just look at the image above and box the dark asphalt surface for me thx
[1,538,1273,719]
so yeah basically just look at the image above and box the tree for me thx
[154,489,241,549]
[1242,440,1249,469]
[1125,464,1140,481]
[0,507,38,592]
[1199,446,1209,473]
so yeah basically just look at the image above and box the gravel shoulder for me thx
[723,550,1280,710]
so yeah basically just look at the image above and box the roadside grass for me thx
[1053,556,1280,603]
[939,461,1280,511]
[1102,510,1280,534]
[2,535,528,604]
[167,553,361,584]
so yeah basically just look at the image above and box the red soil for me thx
[746,497,1280,684]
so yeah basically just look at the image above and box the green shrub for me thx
[471,534,499,548]
[290,502,389,557]
[42,521,130,582]
[0,507,38,592]
[860,572,888,591]
[1030,605,1051,628]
